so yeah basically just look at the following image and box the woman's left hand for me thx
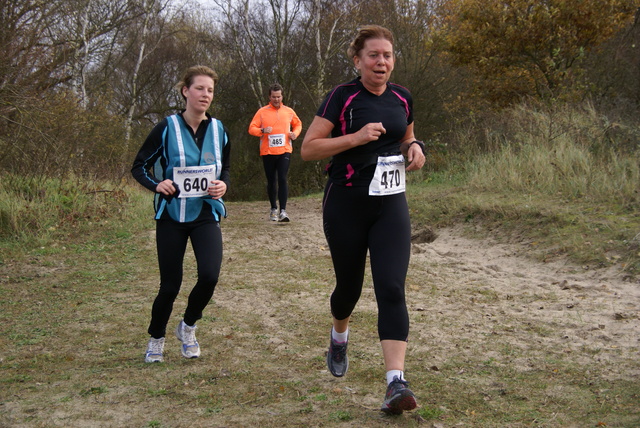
[208,180,227,199]
[406,143,425,171]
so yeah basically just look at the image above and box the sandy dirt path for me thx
[225,197,639,383]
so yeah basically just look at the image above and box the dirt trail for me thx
[226,197,640,381]
[1,196,638,427]
[410,227,640,377]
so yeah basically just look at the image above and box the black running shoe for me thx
[381,376,417,415]
[326,336,348,377]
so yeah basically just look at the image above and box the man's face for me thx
[269,90,283,108]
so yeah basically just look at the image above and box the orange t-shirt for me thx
[248,103,302,156]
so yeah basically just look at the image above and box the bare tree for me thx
[211,0,314,108]
[302,0,359,104]
[122,0,160,161]
[0,0,139,177]
[64,0,136,108]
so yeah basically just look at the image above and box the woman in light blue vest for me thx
[132,65,231,363]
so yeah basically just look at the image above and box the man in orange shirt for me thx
[248,83,302,222]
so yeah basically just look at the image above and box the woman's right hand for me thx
[302,119,385,161]
[156,179,177,196]
[353,122,386,146]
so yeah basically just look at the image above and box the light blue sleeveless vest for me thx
[154,115,227,222]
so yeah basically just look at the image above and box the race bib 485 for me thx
[268,134,285,147]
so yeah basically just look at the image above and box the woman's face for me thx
[354,38,395,93]
[182,75,215,115]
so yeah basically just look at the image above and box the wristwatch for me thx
[409,140,425,154]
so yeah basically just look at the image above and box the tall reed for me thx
[464,102,640,209]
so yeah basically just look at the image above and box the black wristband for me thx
[409,140,425,154]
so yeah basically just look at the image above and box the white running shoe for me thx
[278,210,290,222]
[269,208,278,221]
[145,337,165,363]
[175,320,201,358]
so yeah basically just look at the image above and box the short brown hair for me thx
[347,25,395,59]
[176,65,219,100]
[269,83,283,95]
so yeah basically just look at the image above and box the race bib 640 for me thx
[173,165,216,198]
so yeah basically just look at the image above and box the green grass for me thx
[0,185,638,427]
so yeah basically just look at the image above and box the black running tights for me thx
[262,153,290,210]
[322,182,411,341]
[148,217,222,338]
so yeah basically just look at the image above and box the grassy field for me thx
[0,181,638,427]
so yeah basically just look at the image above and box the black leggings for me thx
[148,216,222,338]
[262,153,290,210]
[322,182,411,341]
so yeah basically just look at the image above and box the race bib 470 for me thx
[369,155,406,196]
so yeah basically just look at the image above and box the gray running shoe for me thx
[278,209,290,222]
[381,376,417,415]
[269,209,278,221]
[145,337,165,363]
[326,336,348,377]
[175,321,201,358]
